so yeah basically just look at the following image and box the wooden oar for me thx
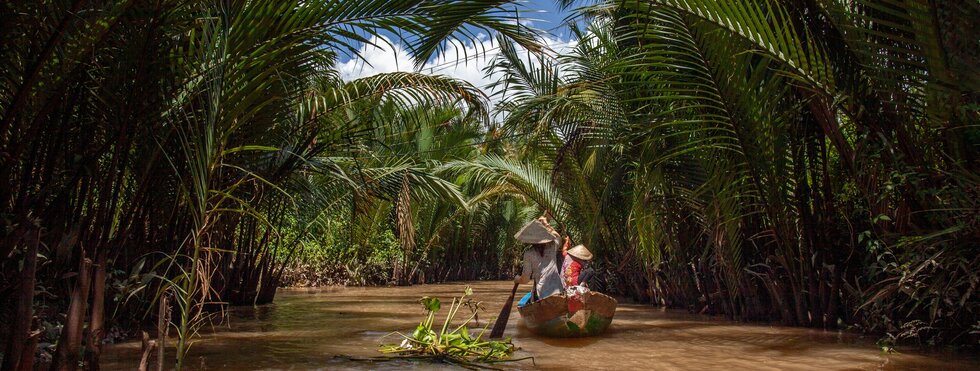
[489,282,520,339]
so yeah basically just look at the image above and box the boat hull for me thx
[517,292,617,338]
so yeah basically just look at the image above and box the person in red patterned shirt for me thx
[561,241,593,289]
[561,241,594,312]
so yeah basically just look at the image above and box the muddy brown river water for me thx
[102,281,978,370]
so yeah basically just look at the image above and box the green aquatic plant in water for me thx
[378,287,532,369]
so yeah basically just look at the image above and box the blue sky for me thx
[519,0,576,39]
[337,1,578,102]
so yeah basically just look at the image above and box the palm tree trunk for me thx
[1,227,39,371]
[86,249,108,370]
[156,294,169,371]
[50,251,93,371]
[395,175,415,285]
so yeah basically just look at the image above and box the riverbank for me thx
[100,281,978,370]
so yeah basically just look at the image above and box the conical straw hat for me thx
[568,244,593,260]
[514,219,558,244]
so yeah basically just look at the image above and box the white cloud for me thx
[337,37,416,81]
[336,33,578,108]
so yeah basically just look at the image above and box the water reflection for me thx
[102,281,978,370]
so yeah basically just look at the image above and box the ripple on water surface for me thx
[101,281,979,370]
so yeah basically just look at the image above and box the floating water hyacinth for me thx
[377,287,533,369]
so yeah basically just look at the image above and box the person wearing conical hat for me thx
[561,242,594,289]
[513,216,564,303]
[561,242,594,313]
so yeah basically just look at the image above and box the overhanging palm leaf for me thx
[440,155,568,224]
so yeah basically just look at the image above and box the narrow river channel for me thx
[102,281,978,370]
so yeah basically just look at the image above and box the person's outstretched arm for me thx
[538,215,560,238]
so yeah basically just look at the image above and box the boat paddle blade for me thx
[489,282,520,339]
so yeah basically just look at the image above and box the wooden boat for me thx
[517,292,617,337]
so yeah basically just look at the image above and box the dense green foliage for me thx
[459,0,977,347]
[0,0,977,369]
[0,0,539,368]
[475,0,979,347]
